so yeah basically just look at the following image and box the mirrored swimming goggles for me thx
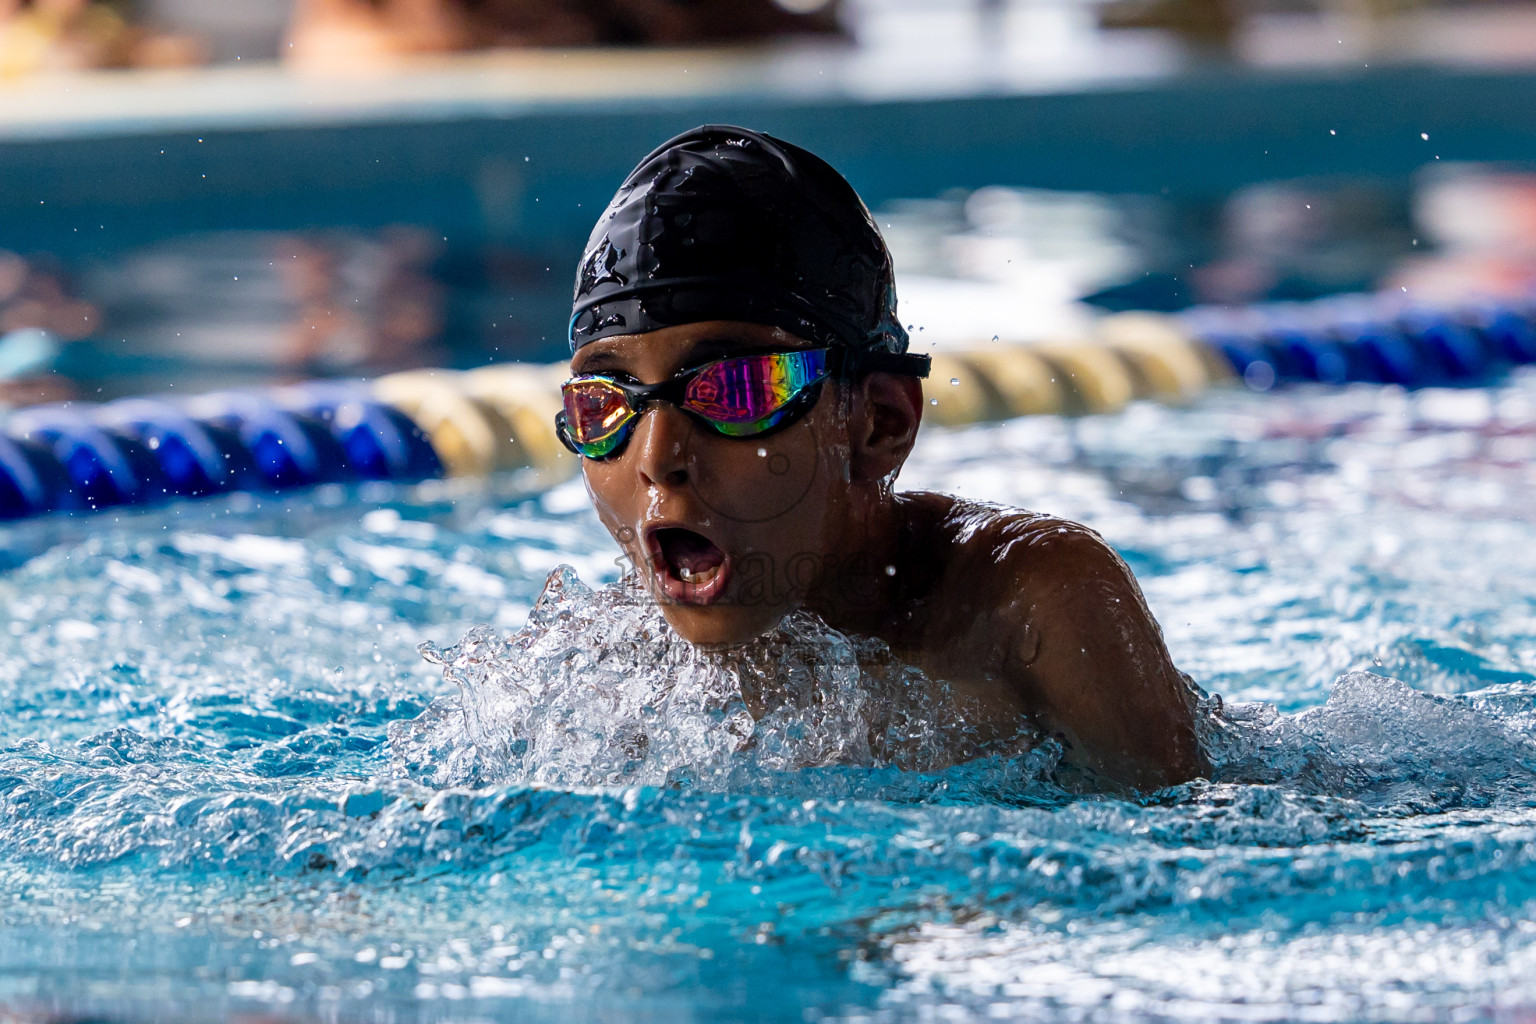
[555,346,930,461]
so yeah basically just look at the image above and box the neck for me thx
[804,486,913,641]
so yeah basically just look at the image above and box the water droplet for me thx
[1242,361,1277,392]
[949,378,960,386]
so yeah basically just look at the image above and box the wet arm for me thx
[997,522,1206,789]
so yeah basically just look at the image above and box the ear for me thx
[847,371,924,482]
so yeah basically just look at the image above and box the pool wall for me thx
[8,58,1536,261]
[7,54,1536,365]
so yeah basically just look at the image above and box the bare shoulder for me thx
[919,494,1130,604]
[990,508,1148,620]
[900,492,1204,789]
[893,493,1131,666]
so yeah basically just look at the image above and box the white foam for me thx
[393,565,1042,789]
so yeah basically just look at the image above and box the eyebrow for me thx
[570,349,628,375]
[682,337,764,364]
[571,335,792,377]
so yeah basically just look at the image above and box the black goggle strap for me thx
[554,409,579,453]
[831,348,932,380]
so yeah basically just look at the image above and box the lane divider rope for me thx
[1,293,1533,520]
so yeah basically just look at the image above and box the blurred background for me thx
[3,0,1536,403]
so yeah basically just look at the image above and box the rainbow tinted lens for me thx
[558,348,831,460]
[684,349,828,436]
[561,378,637,458]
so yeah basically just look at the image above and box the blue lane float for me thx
[5,291,1536,522]
[6,405,150,512]
[95,398,247,499]
[0,379,448,521]
[0,435,49,520]
[276,382,444,483]
[1179,294,1536,390]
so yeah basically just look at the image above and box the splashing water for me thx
[2,375,1536,1022]
[394,558,1536,822]
[395,565,1052,791]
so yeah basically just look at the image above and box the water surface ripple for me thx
[2,373,1536,1022]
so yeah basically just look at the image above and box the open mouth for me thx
[647,526,731,604]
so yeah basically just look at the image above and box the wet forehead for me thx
[569,321,811,380]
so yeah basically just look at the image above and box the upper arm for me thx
[992,518,1205,789]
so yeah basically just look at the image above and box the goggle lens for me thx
[562,378,635,458]
[684,349,827,435]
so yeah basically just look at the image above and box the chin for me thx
[657,601,788,648]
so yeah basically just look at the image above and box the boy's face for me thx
[570,320,855,646]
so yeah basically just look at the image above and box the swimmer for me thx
[558,126,1206,790]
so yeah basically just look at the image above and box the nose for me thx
[631,402,691,488]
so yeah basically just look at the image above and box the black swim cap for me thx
[570,125,914,366]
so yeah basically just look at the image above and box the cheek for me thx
[682,423,827,529]
[582,466,642,546]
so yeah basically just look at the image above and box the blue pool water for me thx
[3,371,1536,1022]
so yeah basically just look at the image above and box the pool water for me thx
[2,371,1536,1022]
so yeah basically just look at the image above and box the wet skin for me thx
[570,320,1206,790]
